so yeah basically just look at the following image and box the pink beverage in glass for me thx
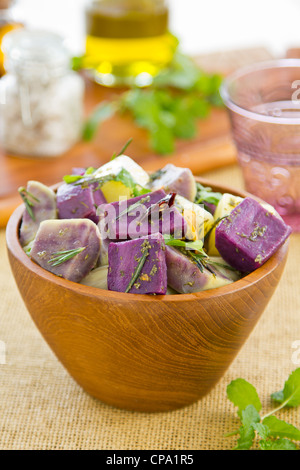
[221,59,300,232]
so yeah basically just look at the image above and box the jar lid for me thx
[2,29,70,74]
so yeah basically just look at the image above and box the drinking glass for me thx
[221,59,300,232]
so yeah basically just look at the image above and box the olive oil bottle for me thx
[0,0,23,76]
[85,0,177,87]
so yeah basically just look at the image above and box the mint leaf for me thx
[227,378,262,416]
[253,423,270,440]
[271,368,300,407]
[235,426,256,450]
[235,405,261,450]
[259,438,298,450]
[262,416,300,441]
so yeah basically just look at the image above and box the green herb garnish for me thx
[204,215,229,240]
[164,235,238,274]
[47,247,86,267]
[125,243,150,293]
[194,182,223,207]
[81,51,223,155]
[64,164,150,199]
[18,187,40,221]
[225,368,300,450]
[163,235,204,253]
[111,138,133,160]
[116,195,151,221]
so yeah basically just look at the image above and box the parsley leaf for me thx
[82,101,117,142]
[81,51,224,155]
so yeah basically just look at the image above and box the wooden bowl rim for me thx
[6,176,289,303]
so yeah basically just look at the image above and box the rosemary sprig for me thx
[163,235,204,252]
[18,187,40,221]
[116,195,151,221]
[203,259,238,272]
[125,245,150,293]
[111,138,133,160]
[47,247,86,267]
[204,215,229,240]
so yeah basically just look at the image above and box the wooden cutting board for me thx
[0,47,274,227]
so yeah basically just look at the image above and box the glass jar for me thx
[0,29,84,157]
[85,0,178,87]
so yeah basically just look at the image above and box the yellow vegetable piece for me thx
[175,195,214,241]
[208,193,243,256]
[101,180,132,203]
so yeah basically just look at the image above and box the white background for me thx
[14,0,300,57]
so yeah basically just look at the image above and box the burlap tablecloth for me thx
[0,164,299,450]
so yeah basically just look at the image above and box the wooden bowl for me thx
[6,178,289,412]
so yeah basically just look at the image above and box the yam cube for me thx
[107,233,167,295]
[98,189,187,241]
[215,197,292,272]
[208,193,244,256]
[57,183,106,224]
[149,164,196,201]
[30,219,101,282]
[19,181,57,247]
[165,246,237,294]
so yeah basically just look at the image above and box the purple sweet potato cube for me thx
[215,197,292,272]
[57,183,106,224]
[30,218,101,282]
[107,233,167,295]
[98,189,187,241]
[165,246,237,294]
[19,180,57,247]
[150,164,197,201]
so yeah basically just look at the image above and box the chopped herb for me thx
[63,174,84,184]
[150,265,158,276]
[18,187,40,221]
[47,247,86,267]
[249,225,267,242]
[255,254,263,264]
